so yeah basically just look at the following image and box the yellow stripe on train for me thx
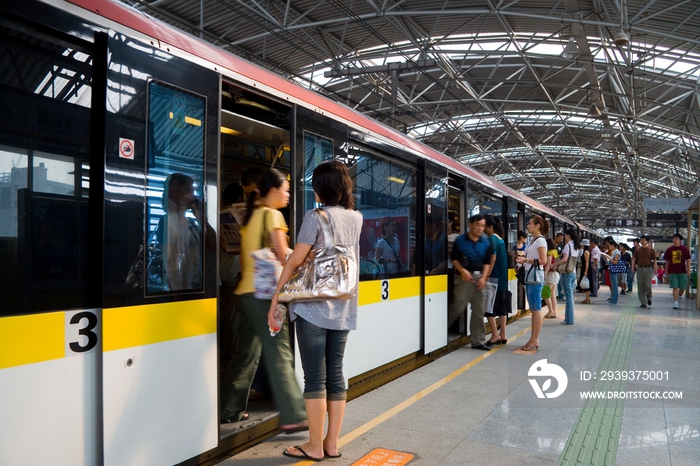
[0,312,64,370]
[358,276,449,306]
[103,298,216,352]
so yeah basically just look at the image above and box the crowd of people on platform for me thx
[447,213,695,354]
[212,172,694,458]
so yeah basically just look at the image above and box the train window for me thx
[346,145,417,281]
[482,194,503,218]
[145,81,206,293]
[0,22,92,315]
[467,185,480,218]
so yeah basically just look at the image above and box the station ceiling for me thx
[118,0,700,231]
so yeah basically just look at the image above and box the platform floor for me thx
[217,284,700,465]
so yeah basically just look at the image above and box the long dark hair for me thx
[312,160,354,209]
[565,228,580,249]
[242,168,286,226]
[484,214,504,237]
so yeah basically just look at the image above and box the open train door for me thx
[101,31,220,466]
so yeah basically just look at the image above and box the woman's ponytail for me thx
[241,189,259,226]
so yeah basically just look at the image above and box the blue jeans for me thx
[561,272,576,323]
[295,316,350,400]
[609,273,620,304]
[626,270,634,291]
[556,279,564,299]
[526,283,543,311]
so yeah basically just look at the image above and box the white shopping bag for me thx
[484,280,498,314]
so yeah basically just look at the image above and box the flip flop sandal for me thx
[282,446,323,462]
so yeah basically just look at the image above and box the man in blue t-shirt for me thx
[448,214,494,351]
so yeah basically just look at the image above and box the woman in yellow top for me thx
[544,238,560,319]
[219,168,307,432]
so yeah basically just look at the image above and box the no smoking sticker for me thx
[119,138,135,159]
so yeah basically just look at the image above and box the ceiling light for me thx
[221,126,242,136]
[561,37,580,59]
[614,32,629,47]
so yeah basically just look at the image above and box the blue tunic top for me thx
[489,234,508,291]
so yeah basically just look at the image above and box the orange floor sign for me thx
[351,448,414,465]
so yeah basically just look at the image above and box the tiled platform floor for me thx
[218,284,700,465]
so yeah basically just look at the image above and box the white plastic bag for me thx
[484,280,498,314]
[580,276,590,290]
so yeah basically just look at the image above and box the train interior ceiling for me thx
[220,83,291,184]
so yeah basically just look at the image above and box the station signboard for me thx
[605,218,641,227]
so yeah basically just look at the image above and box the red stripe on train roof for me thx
[66,0,575,225]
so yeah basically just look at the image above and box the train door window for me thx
[467,183,481,217]
[481,193,503,219]
[346,144,417,281]
[0,19,92,315]
[145,81,206,293]
[425,164,447,275]
[507,199,518,248]
[302,131,334,211]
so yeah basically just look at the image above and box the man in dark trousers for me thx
[448,214,494,351]
[632,235,657,308]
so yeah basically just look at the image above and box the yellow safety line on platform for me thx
[293,326,534,465]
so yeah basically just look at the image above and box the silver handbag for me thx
[277,209,358,303]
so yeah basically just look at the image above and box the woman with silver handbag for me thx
[269,161,362,461]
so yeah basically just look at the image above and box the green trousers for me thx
[220,293,306,424]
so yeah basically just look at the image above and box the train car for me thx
[0,1,582,465]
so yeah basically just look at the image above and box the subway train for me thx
[0,1,601,465]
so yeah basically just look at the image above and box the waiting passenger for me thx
[619,243,632,295]
[579,239,592,304]
[515,230,528,254]
[484,215,508,345]
[543,238,560,319]
[603,238,623,305]
[554,232,565,300]
[589,239,601,297]
[663,233,691,309]
[632,235,656,308]
[515,216,548,350]
[270,161,362,461]
[450,214,494,351]
[550,229,579,325]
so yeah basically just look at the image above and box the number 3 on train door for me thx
[381,280,389,301]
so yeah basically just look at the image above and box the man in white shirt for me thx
[589,239,601,298]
